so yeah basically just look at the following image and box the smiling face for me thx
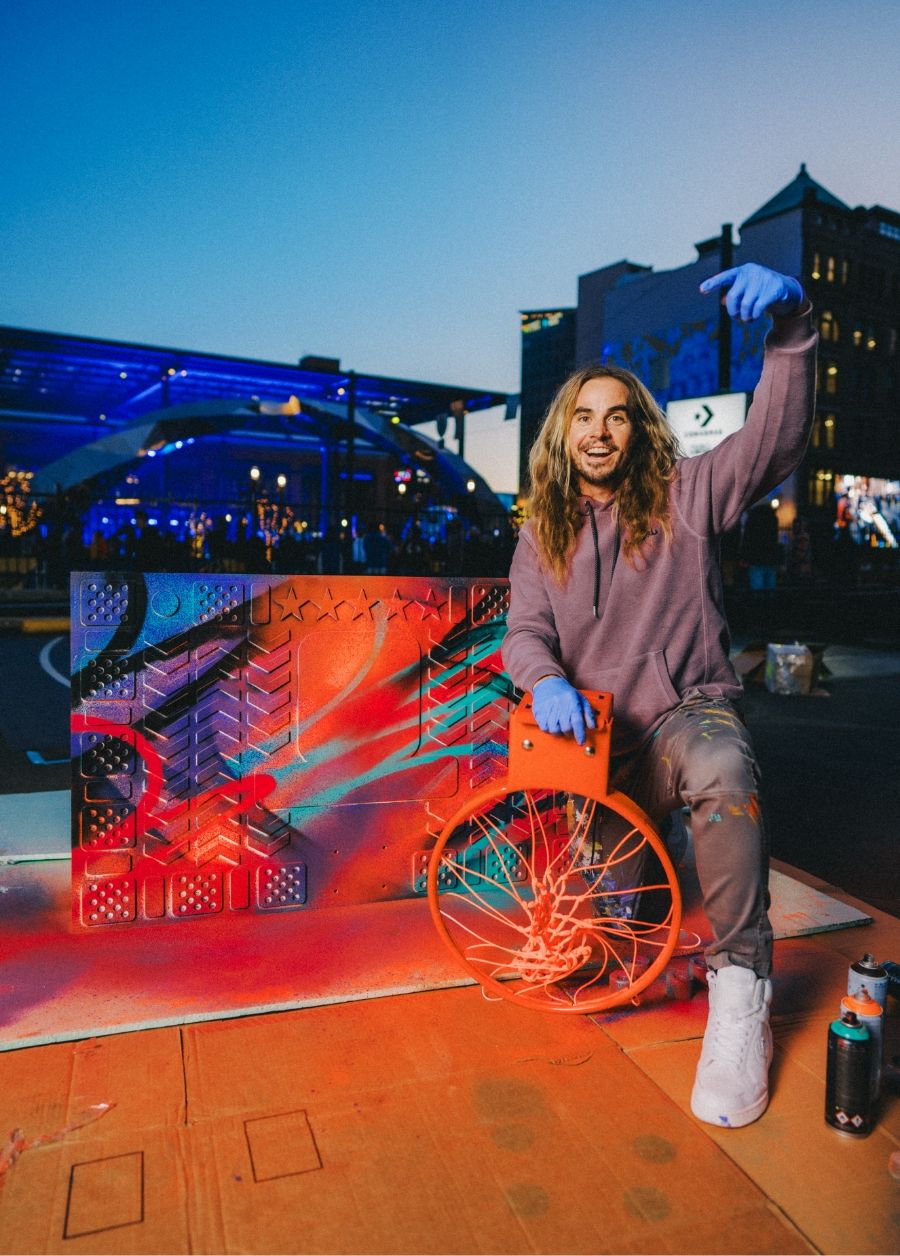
[567,376,633,501]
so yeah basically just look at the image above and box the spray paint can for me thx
[848,952,889,1007]
[825,1011,873,1136]
[841,990,884,1102]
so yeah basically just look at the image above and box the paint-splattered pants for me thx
[580,694,773,977]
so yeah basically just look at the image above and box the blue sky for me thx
[3,1,899,491]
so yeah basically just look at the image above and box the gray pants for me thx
[580,695,773,977]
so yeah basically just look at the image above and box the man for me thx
[502,263,816,1129]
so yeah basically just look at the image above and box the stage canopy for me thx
[2,326,513,523]
[0,325,506,430]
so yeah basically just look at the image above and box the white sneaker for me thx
[690,965,773,1129]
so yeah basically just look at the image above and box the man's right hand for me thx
[700,263,804,322]
[530,678,596,745]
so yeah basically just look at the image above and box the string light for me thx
[0,470,41,537]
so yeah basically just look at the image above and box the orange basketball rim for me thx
[427,691,682,1013]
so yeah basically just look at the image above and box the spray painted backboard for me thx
[71,573,515,928]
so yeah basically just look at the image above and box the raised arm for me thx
[679,263,818,535]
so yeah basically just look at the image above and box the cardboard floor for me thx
[0,861,897,1254]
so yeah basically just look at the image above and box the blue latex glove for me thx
[700,263,804,323]
[531,677,596,745]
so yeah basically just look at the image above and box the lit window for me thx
[811,417,821,448]
[824,415,836,449]
[825,363,838,395]
[826,256,836,283]
[841,259,849,285]
[853,325,863,347]
[811,252,821,281]
[820,311,839,341]
[866,326,877,351]
[807,470,833,507]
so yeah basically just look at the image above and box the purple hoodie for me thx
[502,302,818,754]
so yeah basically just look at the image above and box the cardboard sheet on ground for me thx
[628,908,900,1256]
[2,908,897,1254]
[0,986,813,1255]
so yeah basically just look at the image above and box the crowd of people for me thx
[0,506,519,590]
[0,495,897,596]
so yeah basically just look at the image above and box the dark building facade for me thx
[519,166,900,554]
[517,308,576,495]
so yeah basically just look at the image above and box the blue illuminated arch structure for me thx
[31,395,504,524]
[2,325,512,528]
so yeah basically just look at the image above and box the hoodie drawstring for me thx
[586,503,620,619]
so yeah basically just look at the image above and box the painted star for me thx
[275,586,304,620]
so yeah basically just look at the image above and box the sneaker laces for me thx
[706,980,762,1067]
[707,1008,754,1067]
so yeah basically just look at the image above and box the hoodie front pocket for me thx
[576,649,680,752]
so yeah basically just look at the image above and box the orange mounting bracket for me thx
[507,690,613,797]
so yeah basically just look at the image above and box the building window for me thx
[811,252,821,281]
[808,469,834,508]
[866,326,877,351]
[820,311,839,342]
[822,362,838,395]
[841,258,850,285]
[826,255,836,283]
[810,415,836,449]
[852,324,863,348]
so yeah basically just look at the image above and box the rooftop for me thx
[741,162,851,228]
[0,325,507,432]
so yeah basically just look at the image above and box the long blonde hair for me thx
[527,364,681,584]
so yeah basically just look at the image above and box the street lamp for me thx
[249,466,261,482]
[276,474,287,490]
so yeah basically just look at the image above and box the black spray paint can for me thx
[826,1011,873,1136]
[848,952,889,1007]
[841,991,884,1103]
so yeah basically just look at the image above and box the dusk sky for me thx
[4,1,899,492]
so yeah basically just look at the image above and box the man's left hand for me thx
[700,263,804,322]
